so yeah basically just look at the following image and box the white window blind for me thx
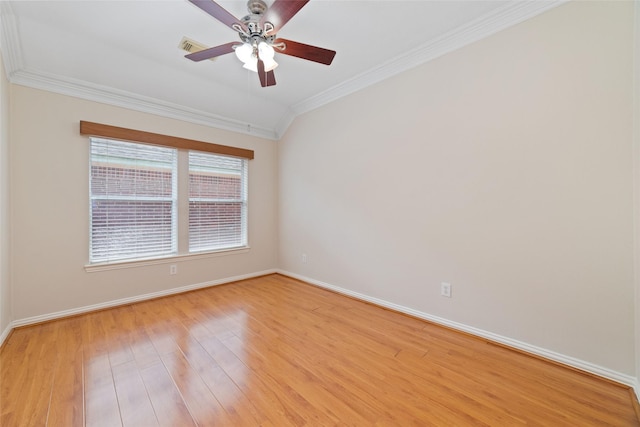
[90,138,177,263]
[189,151,247,252]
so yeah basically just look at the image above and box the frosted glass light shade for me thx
[262,58,278,72]
[234,43,253,64]
[258,42,278,72]
[258,42,274,60]
[243,57,258,72]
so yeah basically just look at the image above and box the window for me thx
[90,138,177,263]
[189,152,248,252]
[88,133,249,265]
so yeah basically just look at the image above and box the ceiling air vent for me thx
[179,36,219,61]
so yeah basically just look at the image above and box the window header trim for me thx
[80,120,255,160]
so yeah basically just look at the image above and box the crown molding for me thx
[0,3,277,140]
[11,68,279,140]
[0,2,23,79]
[291,0,567,118]
[0,0,565,141]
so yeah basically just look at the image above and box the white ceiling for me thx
[0,0,562,139]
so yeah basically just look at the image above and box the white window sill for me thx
[84,246,250,273]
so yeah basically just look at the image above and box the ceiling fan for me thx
[185,0,336,87]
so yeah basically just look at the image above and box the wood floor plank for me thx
[1,274,638,426]
[46,318,85,427]
[138,361,197,427]
[2,323,59,426]
[111,360,159,427]
[175,336,263,426]
[159,349,235,426]
[84,353,123,427]
[197,334,307,426]
[220,332,362,426]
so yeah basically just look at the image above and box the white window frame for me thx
[81,122,253,272]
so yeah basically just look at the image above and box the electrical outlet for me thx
[170,264,177,275]
[301,253,308,263]
[441,282,452,298]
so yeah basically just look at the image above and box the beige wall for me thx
[0,52,11,334]
[279,1,635,375]
[10,85,278,320]
[634,0,640,395]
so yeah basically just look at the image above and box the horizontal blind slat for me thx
[188,151,247,253]
[89,138,177,263]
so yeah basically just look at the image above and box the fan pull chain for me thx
[246,68,252,133]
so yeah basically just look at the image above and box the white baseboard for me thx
[0,322,12,348]
[277,269,638,390]
[4,267,637,393]
[11,269,278,329]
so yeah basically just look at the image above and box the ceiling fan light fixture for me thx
[262,58,278,72]
[243,56,259,72]
[258,41,278,71]
[235,40,278,73]
[258,41,275,60]
[234,42,254,64]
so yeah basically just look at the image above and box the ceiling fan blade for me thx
[274,38,336,65]
[260,0,309,34]
[188,0,247,32]
[257,59,277,87]
[185,41,237,61]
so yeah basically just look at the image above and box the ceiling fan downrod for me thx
[247,0,267,15]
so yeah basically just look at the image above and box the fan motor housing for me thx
[239,0,276,45]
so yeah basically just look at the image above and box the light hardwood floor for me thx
[1,274,638,426]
